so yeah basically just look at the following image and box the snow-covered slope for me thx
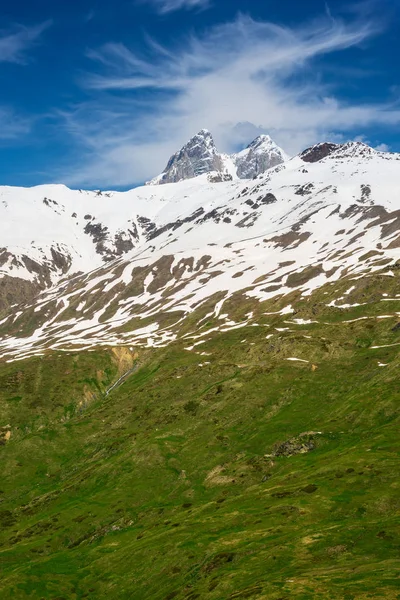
[0,186,138,284]
[148,129,286,185]
[1,140,400,360]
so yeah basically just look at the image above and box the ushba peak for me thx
[147,129,287,185]
[234,134,288,179]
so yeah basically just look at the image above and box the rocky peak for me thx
[330,141,380,160]
[149,130,226,185]
[233,134,287,178]
[148,130,287,185]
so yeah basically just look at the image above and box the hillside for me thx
[0,136,400,599]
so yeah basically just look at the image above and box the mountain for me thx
[1,138,400,599]
[148,129,231,185]
[1,139,400,359]
[234,134,288,178]
[148,129,286,184]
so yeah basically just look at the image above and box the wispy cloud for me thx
[140,0,210,15]
[0,107,31,139]
[57,12,400,187]
[375,142,390,151]
[0,20,52,64]
[84,10,96,23]
[0,21,51,144]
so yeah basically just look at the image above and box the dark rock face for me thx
[295,183,315,196]
[137,216,156,237]
[113,232,135,257]
[0,248,13,268]
[50,248,72,274]
[207,172,233,183]
[84,221,138,262]
[301,143,341,163]
[360,184,372,203]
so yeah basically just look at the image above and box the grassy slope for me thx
[0,276,400,599]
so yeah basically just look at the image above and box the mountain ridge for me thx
[147,129,287,185]
[1,138,400,361]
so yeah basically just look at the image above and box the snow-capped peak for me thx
[148,130,287,185]
[148,130,224,185]
[243,134,278,150]
[184,129,217,153]
[330,141,382,160]
[233,135,287,179]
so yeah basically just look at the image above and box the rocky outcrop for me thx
[300,142,341,163]
[268,433,319,457]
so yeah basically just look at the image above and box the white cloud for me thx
[58,13,399,187]
[375,142,390,152]
[141,0,210,15]
[0,21,52,64]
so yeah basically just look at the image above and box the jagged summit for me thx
[234,134,287,179]
[148,129,286,185]
[148,130,227,186]
[182,129,217,156]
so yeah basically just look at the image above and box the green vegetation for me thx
[1,276,400,599]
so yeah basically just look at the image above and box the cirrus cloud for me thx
[139,0,211,15]
[57,12,400,187]
[0,20,52,64]
[0,21,52,144]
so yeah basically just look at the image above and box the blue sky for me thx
[0,0,400,188]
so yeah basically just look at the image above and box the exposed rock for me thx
[0,248,12,268]
[300,142,341,163]
[207,172,233,183]
[0,425,11,445]
[295,183,315,196]
[148,129,286,184]
[50,247,72,274]
[84,222,138,262]
[234,135,286,178]
[0,275,43,313]
[270,434,316,457]
[149,130,230,185]
[360,184,372,203]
